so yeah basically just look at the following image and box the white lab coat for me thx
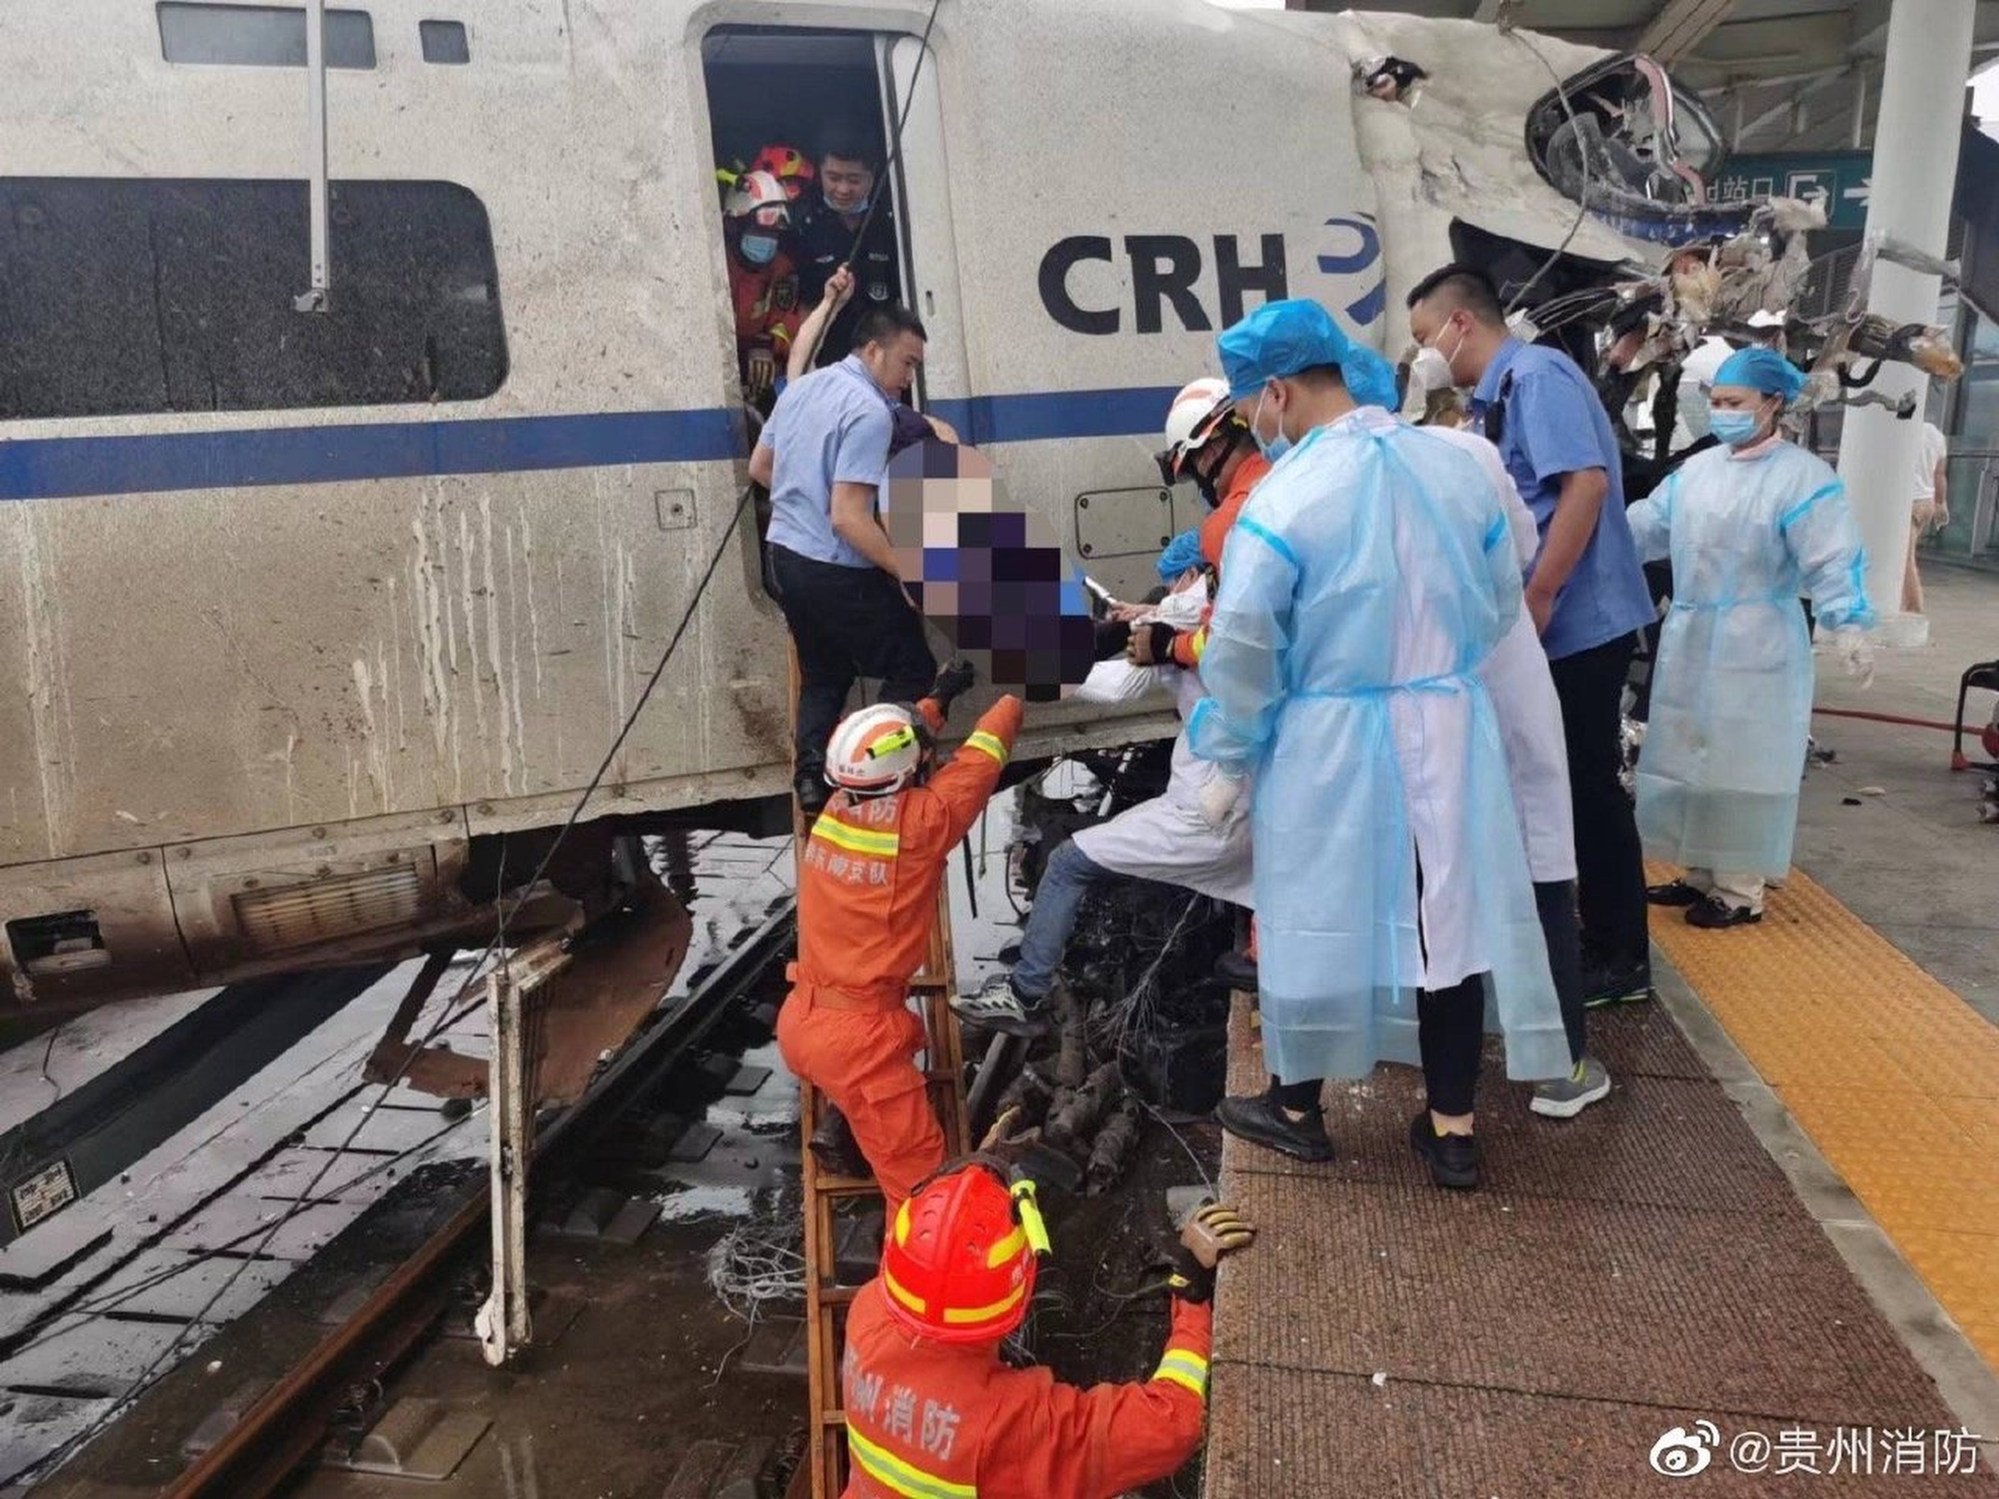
[1425,426,1577,884]
[1071,578,1254,906]
[1072,666,1256,907]
[1071,584,1208,705]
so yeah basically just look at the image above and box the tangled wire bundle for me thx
[706,1207,808,1321]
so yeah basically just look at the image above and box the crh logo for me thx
[1649,1422,1722,1478]
[1037,217,1384,337]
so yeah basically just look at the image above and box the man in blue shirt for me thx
[1408,266,1655,1006]
[749,304,937,813]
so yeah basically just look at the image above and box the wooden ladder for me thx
[786,650,971,1499]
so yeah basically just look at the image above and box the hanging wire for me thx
[791,0,947,371]
[1504,22,1593,317]
[18,4,958,1480]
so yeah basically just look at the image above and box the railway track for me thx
[7,831,799,1496]
[157,895,797,1499]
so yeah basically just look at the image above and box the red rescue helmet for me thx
[879,1158,1045,1345]
[749,143,817,200]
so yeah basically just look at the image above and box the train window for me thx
[0,177,507,419]
[420,19,470,65]
[157,2,377,69]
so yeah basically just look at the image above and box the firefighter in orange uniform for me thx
[840,1158,1255,1498]
[723,169,805,405]
[776,662,1019,1214]
[1130,376,1270,992]
[1129,376,1270,675]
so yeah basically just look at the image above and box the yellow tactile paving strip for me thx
[1647,864,1999,1371]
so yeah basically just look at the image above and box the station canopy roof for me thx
[1294,0,1999,154]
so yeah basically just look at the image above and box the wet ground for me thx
[16,770,1234,1495]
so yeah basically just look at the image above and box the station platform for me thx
[1203,566,1999,1497]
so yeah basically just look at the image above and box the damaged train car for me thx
[0,0,1812,1019]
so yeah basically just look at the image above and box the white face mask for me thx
[1406,321,1467,402]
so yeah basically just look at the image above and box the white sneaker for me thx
[1530,1056,1612,1119]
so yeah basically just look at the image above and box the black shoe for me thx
[1581,956,1652,1009]
[809,1105,869,1180]
[1215,1089,1335,1163]
[794,773,831,818]
[1408,1112,1480,1190]
[1685,895,1763,930]
[1645,879,1703,907]
[1212,949,1258,993]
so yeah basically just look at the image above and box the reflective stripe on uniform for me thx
[1188,626,1208,664]
[811,814,901,857]
[847,1425,977,1499]
[965,729,1008,764]
[1152,1347,1209,1398]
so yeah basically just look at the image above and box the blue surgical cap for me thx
[1713,346,1805,403]
[1157,528,1204,583]
[1218,298,1401,413]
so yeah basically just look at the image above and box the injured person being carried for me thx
[952,378,1270,1039]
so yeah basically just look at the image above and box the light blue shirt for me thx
[1470,338,1655,661]
[761,355,894,568]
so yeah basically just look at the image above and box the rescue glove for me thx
[929,658,977,714]
[1166,1202,1256,1304]
[1196,769,1247,830]
[1126,621,1178,668]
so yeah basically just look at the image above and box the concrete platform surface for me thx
[1205,569,1999,1496]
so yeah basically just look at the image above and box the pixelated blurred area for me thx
[884,440,1098,702]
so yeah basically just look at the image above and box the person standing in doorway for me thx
[796,126,901,369]
[1903,419,1949,616]
[1407,266,1656,1009]
[749,304,937,814]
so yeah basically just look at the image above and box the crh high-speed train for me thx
[0,0,1695,1018]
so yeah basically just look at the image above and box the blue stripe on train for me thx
[0,386,1177,502]
[928,385,1181,446]
[0,407,747,503]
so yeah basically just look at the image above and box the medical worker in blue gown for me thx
[1633,347,1876,929]
[1187,300,1567,1191]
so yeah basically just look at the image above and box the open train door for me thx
[877,30,969,436]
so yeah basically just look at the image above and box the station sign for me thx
[1712,152,1873,231]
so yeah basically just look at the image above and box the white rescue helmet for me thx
[824,704,928,797]
[1157,377,1234,485]
[724,169,793,231]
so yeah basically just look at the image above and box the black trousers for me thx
[769,545,936,779]
[1269,972,1488,1119]
[1548,633,1649,967]
[1536,879,1587,1066]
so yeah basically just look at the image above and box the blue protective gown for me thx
[1187,409,1566,1086]
[1627,440,1875,878]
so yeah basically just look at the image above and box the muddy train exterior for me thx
[0,0,1645,1013]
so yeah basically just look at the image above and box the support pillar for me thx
[1833,0,1976,646]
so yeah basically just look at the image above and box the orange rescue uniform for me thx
[839,1277,1213,1499]
[728,250,803,375]
[1167,451,1270,670]
[776,696,1023,1214]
